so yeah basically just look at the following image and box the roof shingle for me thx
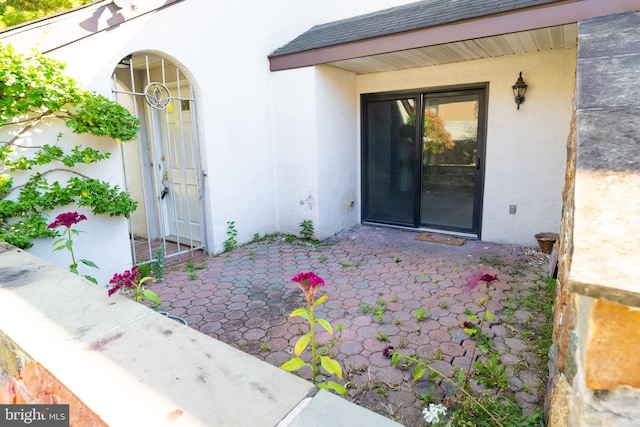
[270,0,566,57]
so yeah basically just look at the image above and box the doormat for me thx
[415,232,466,246]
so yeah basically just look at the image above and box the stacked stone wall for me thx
[545,11,640,426]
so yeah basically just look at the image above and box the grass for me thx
[414,308,429,321]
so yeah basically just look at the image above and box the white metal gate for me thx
[111,53,205,266]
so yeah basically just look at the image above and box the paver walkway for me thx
[153,225,551,426]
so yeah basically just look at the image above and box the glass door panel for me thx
[363,98,417,225]
[420,94,479,231]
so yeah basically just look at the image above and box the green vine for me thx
[0,42,140,249]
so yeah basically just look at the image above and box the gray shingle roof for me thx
[270,0,565,57]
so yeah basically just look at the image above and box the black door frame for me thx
[361,83,488,238]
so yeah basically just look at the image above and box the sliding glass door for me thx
[362,86,486,236]
[363,97,418,226]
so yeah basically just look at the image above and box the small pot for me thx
[534,232,559,255]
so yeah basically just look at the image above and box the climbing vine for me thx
[0,42,140,249]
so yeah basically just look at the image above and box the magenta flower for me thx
[292,271,325,306]
[108,266,140,296]
[383,345,395,358]
[465,272,499,291]
[47,211,88,229]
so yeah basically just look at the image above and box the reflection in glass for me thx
[420,95,479,229]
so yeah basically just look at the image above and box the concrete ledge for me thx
[0,243,401,426]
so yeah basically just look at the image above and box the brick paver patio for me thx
[152,225,550,426]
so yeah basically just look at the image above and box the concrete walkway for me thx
[154,225,550,426]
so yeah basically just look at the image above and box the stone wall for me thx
[545,11,640,426]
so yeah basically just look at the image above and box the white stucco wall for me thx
[271,67,320,236]
[1,0,577,282]
[315,66,360,238]
[357,48,577,245]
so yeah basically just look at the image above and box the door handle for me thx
[476,157,481,170]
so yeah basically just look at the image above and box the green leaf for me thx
[324,381,347,397]
[320,356,342,379]
[315,318,333,334]
[427,371,439,381]
[79,259,99,269]
[82,275,98,285]
[294,334,311,356]
[391,352,402,367]
[412,365,425,382]
[486,310,494,322]
[314,295,328,306]
[289,308,310,320]
[280,357,308,372]
[143,289,161,305]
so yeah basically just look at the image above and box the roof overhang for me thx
[269,0,640,73]
[0,0,185,54]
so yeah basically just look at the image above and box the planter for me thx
[534,232,559,255]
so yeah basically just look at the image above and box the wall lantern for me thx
[512,72,528,110]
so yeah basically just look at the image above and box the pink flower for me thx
[47,212,88,229]
[108,266,141,296]
[291,272,324,305]
[466,272,498,291]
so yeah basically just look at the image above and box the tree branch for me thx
[1,112,68,148]
[4,168,92,197]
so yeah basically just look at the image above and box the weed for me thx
[183,261,206,272]
[439,300,448,309]
[284,234,296,243]
[151,247,165,280]
[376,333,390,342]
[473,353,509,389]
[414,308,429,321]
[224,221,238,252]
[340,262,351,267]
[299,219,314,240]
[390,295,398,302]
[479,256,504,267]
[319,255,328,263]
[354,260,362,267]
[259,342,271,353]
[374,299,387,323]
[252,233,261,242]
[248,250,255,261]
[358,302,372,315]
[432,349,445,361]
[188,272,198,280]
[394,257,402,263]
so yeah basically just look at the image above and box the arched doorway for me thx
[111,52,206,266]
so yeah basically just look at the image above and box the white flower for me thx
[422,403,447,424]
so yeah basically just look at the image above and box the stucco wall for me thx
[1,0,577,280]
[357,48,576,245]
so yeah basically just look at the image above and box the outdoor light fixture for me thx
[512,71,528,110]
